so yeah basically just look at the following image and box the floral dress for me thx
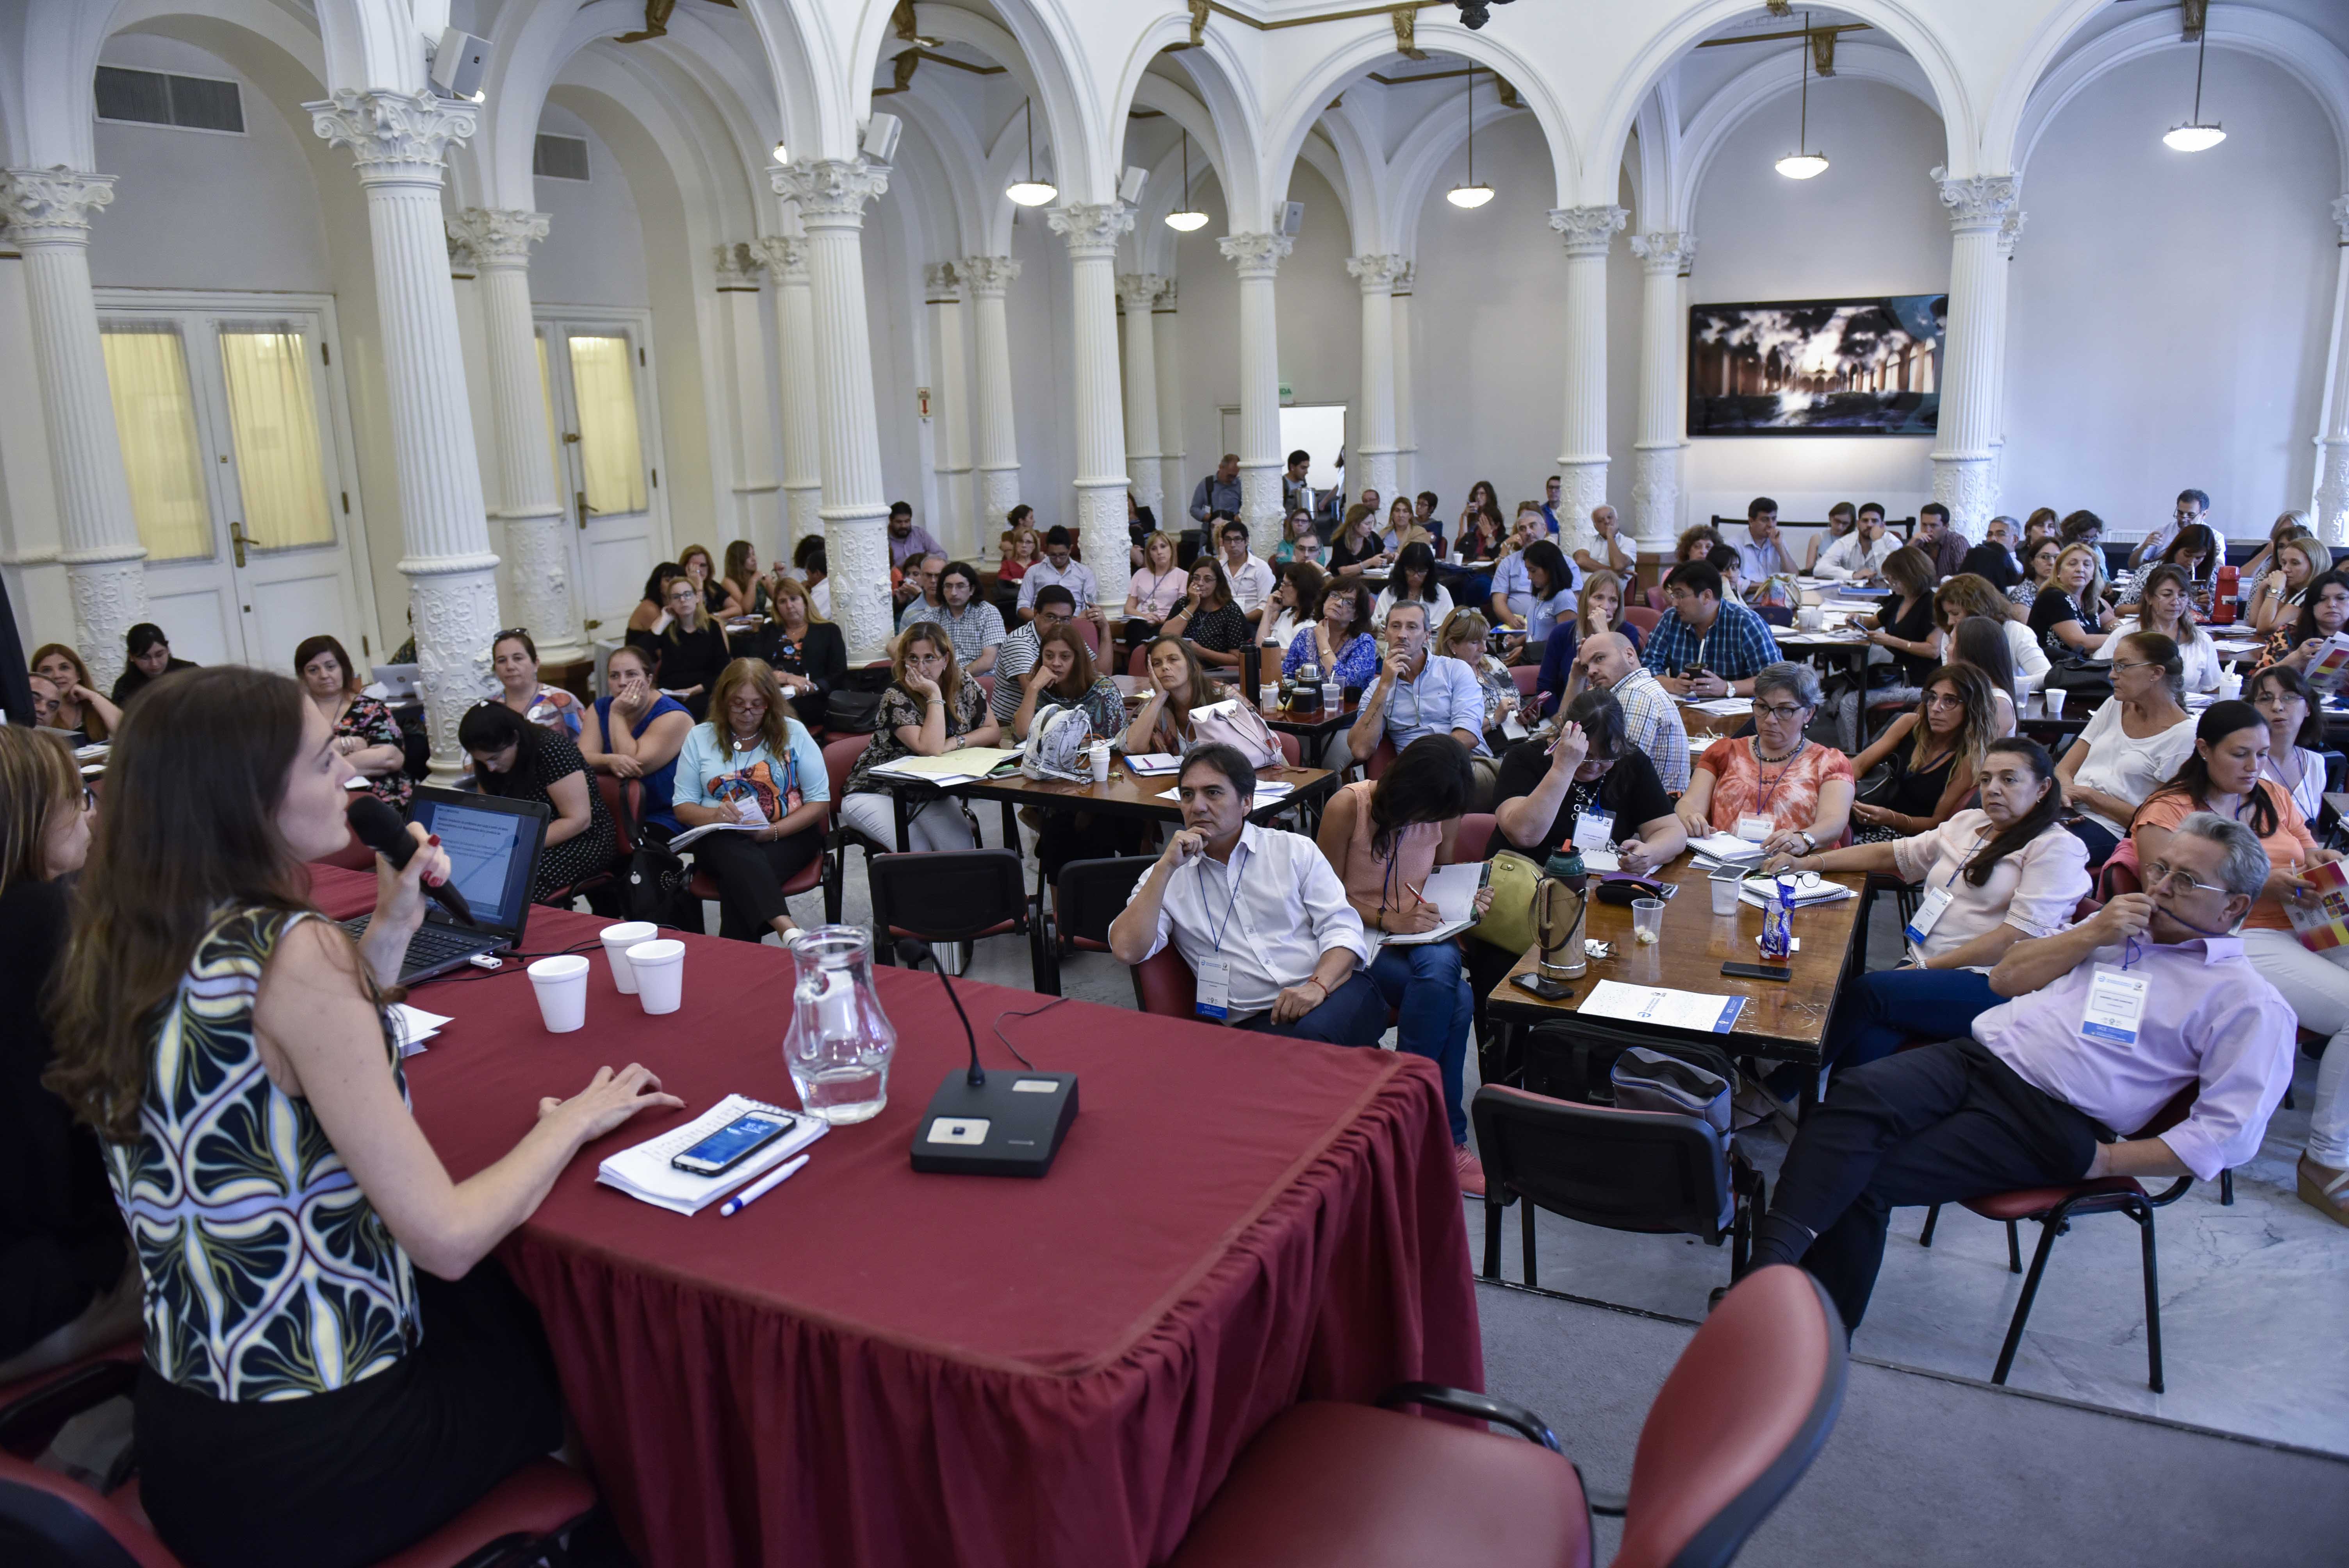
[335,693,412,812]
[1697,736,1855,834]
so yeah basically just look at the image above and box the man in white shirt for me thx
[2129,488,2225,569]
[1215,518,1276,626]
[1016,526,1112,641]
[1572,504,1634,581]
[1733,497,1796,588]
[1108,744,1384,1042]
[1814,502,1898,582]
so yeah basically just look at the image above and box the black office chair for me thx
[868,848,1034,975]
[1033,855,1154,994]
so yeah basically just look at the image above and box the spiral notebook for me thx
[595,1094,827,1216]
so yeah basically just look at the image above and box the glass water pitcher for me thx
[782,926,898,1124]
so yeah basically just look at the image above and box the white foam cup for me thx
[2044,689,2067,717]
[627,938,686,1014]
[599,920,657,994]
[526,954,591,1033]
[1089,741,1112,784]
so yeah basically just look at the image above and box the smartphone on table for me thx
[670,1109,797,1177]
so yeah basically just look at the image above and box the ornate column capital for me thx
[1346,252,1406,292]
[446,207,547,270]
[1932,168,2020,233]
[751,235,809,283]
[1548,205,1627,258]
[1048,202,1134,260]
[923,261,962,298]
[1155,277,1180,310]
[771,158,889,228]
[307,90,475,183]
[960,254,1021,297]
[1116,272,1162,311]
[1629,230,1697,276]
[0,166,115,244]
[713,241,761,290]
[1994,210,2027,261]
[2331,194,2349,246]
[1218,231,1292,279]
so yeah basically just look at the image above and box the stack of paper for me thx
[865,745,1026,788]
[1579,979,1746,1033]
[1157,780,1294,804]
[596,1094,828,1217]
[1688,697,1755,716]
[1124,753,1183,775]
[1375,861,1485,948]
[389,1003,453,1058]
[1689,831,1767,868]
[1737,875,1853,909]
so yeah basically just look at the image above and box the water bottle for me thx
[1759,873,1795,960]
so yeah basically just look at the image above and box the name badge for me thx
[1734,814,1772,843]
[1194,955,1233,1022]
[2080,964,2149,1047]
[1571,808,1617,857]
[1904,886,1953,946]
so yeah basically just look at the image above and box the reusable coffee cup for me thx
[526,954,591,1033]
[627,938,686,1014]
[599,920,657,994]
[1089,740,1112,784]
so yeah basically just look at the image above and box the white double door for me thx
[98,292,374,672]
[535,310,668,636]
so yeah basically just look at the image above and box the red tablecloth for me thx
[308,867,1479,1568]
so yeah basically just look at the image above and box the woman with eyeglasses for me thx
[1675,661,1854,859]
[2249,664,2328,824]
[1273,509,1326,566]
[2100,563,2220,692]
[2052,630,2194,865]
[841,625,1001,853]
[490,629,582,736]
[1761,736,2087,1069]
[2256,568,2349,677]
[629,571,734,721]
[2131,700,2349,1224]
[1281,578,1380,690]
[296,635,410,812]
[0,728,137,1384]
[673,659,830,943]
[458,700,617,903]
[1846,665,2000,843]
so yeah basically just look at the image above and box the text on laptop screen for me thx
[426,798,528,930]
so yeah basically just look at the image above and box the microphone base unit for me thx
[909,1070,1080,1177]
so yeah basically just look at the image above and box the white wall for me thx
[1683,77,1951,526]
[528,107,648,309]
[2004,46,2339,540]
[1003,203,1077,533]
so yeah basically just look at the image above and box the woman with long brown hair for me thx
[1847,664,2001,842]
[29,644,120,743]
[296,633,410,811]
[1124,636,1214,756]
[44,666,677,1567]
[841,624,1001,853]
[674,657,831,942]
[720,540,763,619]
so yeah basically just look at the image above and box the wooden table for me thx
[1112,673,1363,750]
[1482,857,1868,1067]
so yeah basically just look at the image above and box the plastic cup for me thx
[2043,689,2067,717]
[1089,741,1111,784]
[627,938,686,1014]
[1709,875,1743,917]
[599,920,656,994]
[1259,684,1278,711]
[1632,898,1666,946]
[526,955,590,1033]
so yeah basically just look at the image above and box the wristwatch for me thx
[1798,830,1817,853]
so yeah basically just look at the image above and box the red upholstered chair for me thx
[1035,855,1156,995]
[1073,618,1101,661]
[1132,943,1197,1016]
[1508,664,1539,698]
[822,733,879,921]
[1916,1082,2201,1392]
[1448,813,1496,865]
[1621,604,1661,636]
[1274,731,1301,768]
[1128,644,1151,678]
[1646,584,1669,611]
[1363,736,1398,781]
[1164,1265,1845,1568]
[684,802,832,932]
[0,1335,141,1459]
[2098,834,2142,899]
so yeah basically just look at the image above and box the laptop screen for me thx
[412,793,539,935]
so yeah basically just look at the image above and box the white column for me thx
[772,158,895,663]
[712,241,779,563]
[1991,211,2023,499]
[1392,264,1417,500]
[1547,205,1625,563]
[752,235,822,563]
[1628,230,1697,560]
[1051,203,1137,607]
[1347,253,1404,508]
[1218,232,1292,554]
[0,167,149,687]
[1931,170,2022,543]
[446,207,582,663]
[1116,271,1165,522]
[2313,196,2349,543]
[924,262,973,557]
[1153,279,1187,518]
[308,92,501,780]
[962,255,1022,535]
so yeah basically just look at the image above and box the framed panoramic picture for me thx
[1688,294,1946,436]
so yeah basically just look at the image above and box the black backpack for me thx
[622,832,702,930]
[1518,1018,1740,1112]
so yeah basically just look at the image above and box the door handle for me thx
[563,431,581,444]
[229,520,249,567]
[576,491,590,530]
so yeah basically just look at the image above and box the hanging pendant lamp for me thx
[1166,130,1208,230]
[1447,65,1494,208]
[2163,21,2226,151]
[1005,100,1058,206]
[1775,14,1829,179]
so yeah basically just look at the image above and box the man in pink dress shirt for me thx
[1747,811,2296,1332]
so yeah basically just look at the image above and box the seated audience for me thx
[1212,519,1277,627]
[2100,563,2220,691]
[109,622,196,706]
[765,576,848,727]
[1349,599,1499,807]
[2057,508,2105,549]
[1017,527,1110,641]
[2236,511,2308,609]
[679,543,731,618]
[1489,523,1574,649]
[622,561,682,644]
[581,644,693,839]
[629,571,732,720]
[1257,561,1324,654]
[1329,502,1393,579]
[1804,502,1857,576]
[996,503,1037,567]
[1847,665,2000,843]
[296,634,410,812]
[459,700,618,902]
[923,561,1006,675]
[991,586,1073,724]
[491,628,582,736]
[2053,631,2195,864]
[1108,744,1381,1043]
[1741,812,2295,1330]
[1765,736,2088,1069]
[1283,577,1379,688]
[1163,556,1251,668]
[998,523,1041,589]
[1379,496,1434,556]
[2007,535,2061,617]
[1674,523,1725,565]
[1125,530,1187,648]
[1373,541,1455,630]
[0,727,135,1383]
[796,542,832,618]
[1675,661,1854,858]
[844,625,1001,852]
[1948,617,2020,738]
[1934,573,2048,683]
[1454,480,1502,545]
[1959,515,2023,590]
[1570,503,1634,581]
[2129,489,2225,571]
[2249,664,2328,824]
[2257,568,2349,674]
[1558,630,1691,792]
[893,553,950,635]
[1011,623,1125,743]
[1453,504,1507,567]
[2122,523,2220,614]
[2029,542,2117,659]
[1437,608,1520,748]
[1486,688,1687,887]
[1813,503,1895,583]
[1643,561,1785,698]
[721,540,765,620]
[2021,507,2059,548]
[1273,509,1326,566]
[1832,544,1942,749]
[45,666,677,1567]
[673,659,831,943]
[1914,502,1967,581]
[1316,738,1494,1187]
[1732,496,1796,586]
[1535,568,1644,718]
[2132,702,2349,1221]
[1125,636,1215,755]
[29,644,119,742]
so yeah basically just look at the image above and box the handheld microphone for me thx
[898,938,1080,1178]
[346,795,476,926]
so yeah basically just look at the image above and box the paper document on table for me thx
[1123,753,1183,775]
[1157,781,1293,803]
[668,820,764,851]
[1581,846,1621,873]
[388,1003,453,1058]
[1579,979,1746,1033]
[1688,697,1755,716]
[596,1094,828,1217]
[1501,712,1530,741]
[1689,832,1768,864]
[1376,862,1484,947]
[1738,877,1853,909]
[868,746,1023,781]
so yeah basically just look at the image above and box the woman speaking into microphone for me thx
[43,666,681,1568]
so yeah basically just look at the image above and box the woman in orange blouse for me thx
[1675,661,1855,859]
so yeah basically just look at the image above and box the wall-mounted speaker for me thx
[861,113,902,164]
[1278,201,1305,237]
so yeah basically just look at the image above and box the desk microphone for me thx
[898,939,1079,1178]
[347,795,476,926]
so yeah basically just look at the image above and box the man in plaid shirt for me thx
[1641,560,1783,699]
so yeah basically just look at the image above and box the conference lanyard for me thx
[1204,843,1249,955]
[1905,826,1988,946]
[1751,740,1807,819]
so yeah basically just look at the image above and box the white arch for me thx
[849,0,1104,200]
[1387,96,1548,257]
[1126,133,1224,276]
[1294,131,1358,250]
[2009,7,2349,185]
[1307,99,1390,255]
[884,91,991,258]
[1107,20,1268,228]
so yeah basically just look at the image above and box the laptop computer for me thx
[369,663,420,699]
[340,786,551,984]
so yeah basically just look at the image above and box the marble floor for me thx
[757,817,2349,1459]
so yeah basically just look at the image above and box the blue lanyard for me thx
[1205,844,1249,953]
[1752,740,1805,816]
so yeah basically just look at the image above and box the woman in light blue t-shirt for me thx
[674,658,831,942]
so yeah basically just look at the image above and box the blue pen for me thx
[719,1153,809,1217]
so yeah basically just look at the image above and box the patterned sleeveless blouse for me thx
[104,906,420,1401]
